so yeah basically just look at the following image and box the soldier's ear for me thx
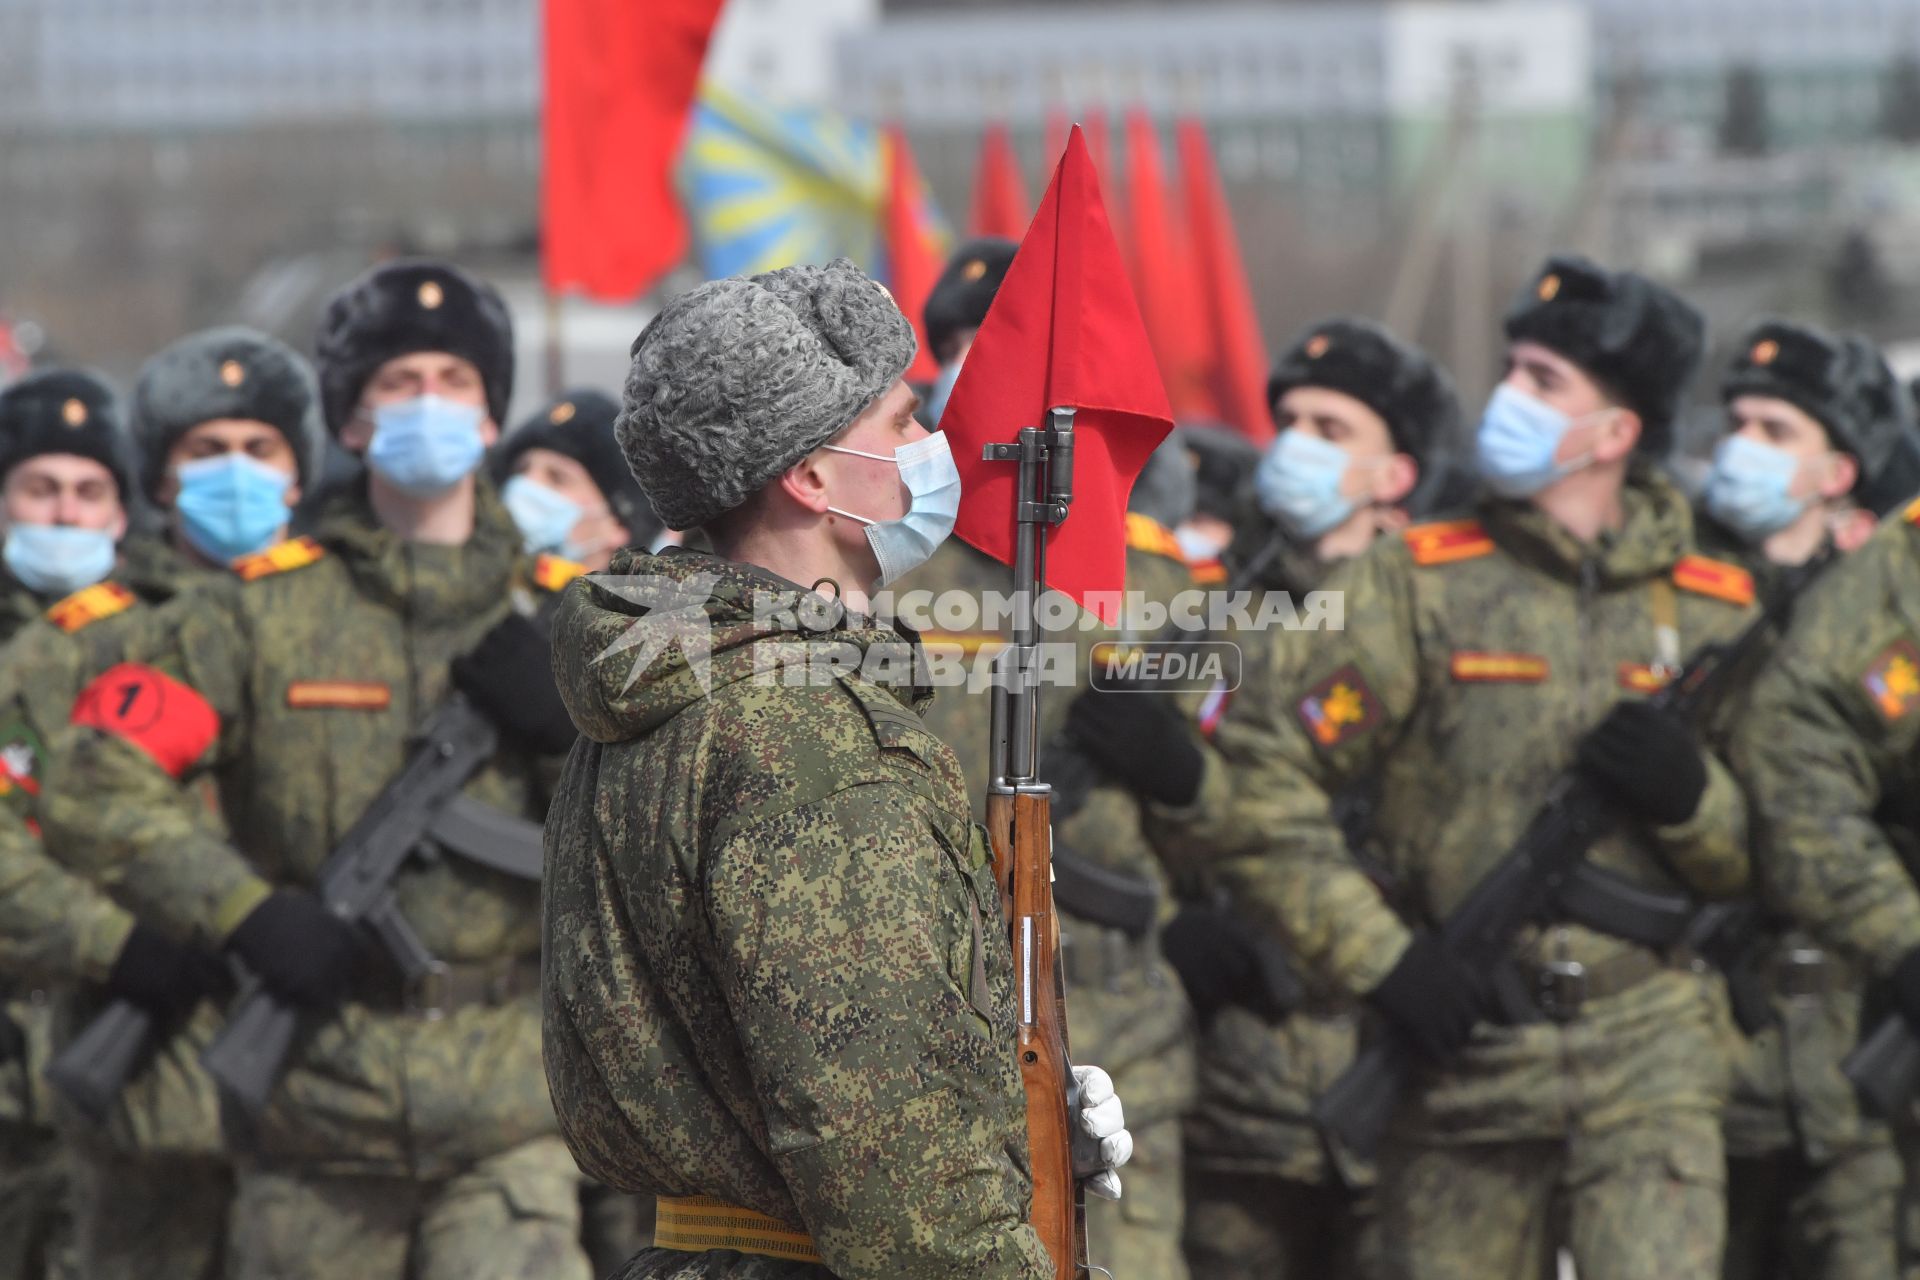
[1594,406,1641,464]
[1818,452,1860,502]
[1374,454,1418,508]
[775,452,832,516]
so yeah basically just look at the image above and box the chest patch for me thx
[1296,664,1382,748]
[1449,651,1548,684]
[285,681,392,711]
[1861,638,1920,722]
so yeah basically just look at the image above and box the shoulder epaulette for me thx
[1191,558,1228,585]
[45,581,136,633]
[1672,554,1755,606]
[1403,519,1494,566]
[533,553,587,594]
[233,536,325,583]
[1903,494,1920,526]
[1124,512,1186,564]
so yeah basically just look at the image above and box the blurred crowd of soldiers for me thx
[7,228,1920,1280]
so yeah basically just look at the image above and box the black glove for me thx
[1366,934,1487,1062]
[105,923,232,1021]
[1576,701,1708,828]
[1161,904,1301,1023]
[1891,948,1920,1033]
[1063,685,1203,808]
[224,891,358,1010]
[451,613,577,755]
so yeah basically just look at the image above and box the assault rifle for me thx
[980,406,1090,1277]
[1314,553,1817,1160]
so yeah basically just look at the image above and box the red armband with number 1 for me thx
[71,663,219,779]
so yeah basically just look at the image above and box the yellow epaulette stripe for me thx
[533,553,587,593]
[919,631,1006,657]
[1672,554,1755,607]
[46,581,136,633]
[233,536,325,582]
[1192,558,1228,584]
[1404,518,1495,566]
[1904,494,1920,526]
[1124,512,1187,564]
[1450,651,1549,683]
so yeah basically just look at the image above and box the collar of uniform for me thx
[314,471,522,626]
[1477,461,1692,588]
[115,534,214,605]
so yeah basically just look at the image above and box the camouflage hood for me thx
[551,546,928,745]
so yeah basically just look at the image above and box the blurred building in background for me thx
[5,0,1920,429]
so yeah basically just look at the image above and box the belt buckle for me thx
[1537,959,1588,1022]
[405,960,452,1020]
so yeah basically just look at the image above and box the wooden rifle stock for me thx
[986,786,1086,1275]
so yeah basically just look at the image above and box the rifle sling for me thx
[426,793,545,882]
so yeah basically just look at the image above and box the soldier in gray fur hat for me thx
[132,326,323,569]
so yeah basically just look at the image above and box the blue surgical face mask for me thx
[1703,434,1810,542]
[1474,383,1605,499]
[365,395,486,495]
[823,432,962,585]
[174,453,293,565]
[4,523,116,597]
[501,474,586,558]
[926,358,964,427]
[1255,429,1362,537]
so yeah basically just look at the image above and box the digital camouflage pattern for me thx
[1182,1166,1377,1280]
[40,479,586,1279]
[1157,467,1750,1276]
[900,532,1198,1279]
[542,546,1051,1280]
[1692,517,1900,1280]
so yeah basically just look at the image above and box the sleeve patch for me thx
[1450,651,1548,683]
[233,536,325,582]
[533,554,587,593]
[1861,638,1920,722]
[1672,555,1755,606]
[1404,519,1494,566]
[71,663,218,779]
[1296,663,1383,748]
[46,581,136,633]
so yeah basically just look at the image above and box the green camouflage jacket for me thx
[40,481,562,1177]
[1162,467,1755,1143]
[542,547,1050,1280]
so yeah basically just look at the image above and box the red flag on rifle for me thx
[941,127,1175,627]
[541,0,723,301]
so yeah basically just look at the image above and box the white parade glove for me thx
[1070,1064,1133,1201]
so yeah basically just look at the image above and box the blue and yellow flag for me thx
[682,82,885,280]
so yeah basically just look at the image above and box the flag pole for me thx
[544,290,565,397]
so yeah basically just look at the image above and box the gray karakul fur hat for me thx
[1503,253,1705,457]
[132,326,324,502]
[314,258,514,435]
[617,257,916,531]
[0,368,135,501]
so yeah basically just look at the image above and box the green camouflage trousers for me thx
[1724,1147,1901,1280]
[1376,1112,1726,1280]
[69,1147,229,1280]
[0,1123,69,1280]
[1182,1168,1378,1280]
[223,1136,590,1280]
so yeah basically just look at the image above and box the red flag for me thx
[941,127,1175,626]
[1124,109,1219,423]
[968,123,1031,240]
[541,0,723,301]
[1177,118,1273,442]
[883,125,944,383]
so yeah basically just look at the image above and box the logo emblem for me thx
[1537,274,1561,301]
[1751,339,1779,366]
[962,258,989,282]
[549,400,577,425]
[219,359,246,387]
[417,280,445,310]
[60,398,87,427]
[1304,334,1331,359]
